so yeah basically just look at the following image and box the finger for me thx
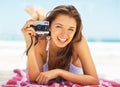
[38,75,43,84]
[36,73,43,84]
[36,74,43,84]
[36,74,40,82]
[21,19,36,32]
[41,76,47,85]
[26,28,36,36]
[22,26,37,37]
[26,30,34,36]
[22,28,35,38]
[44,77,49,84]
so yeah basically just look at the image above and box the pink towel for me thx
[1,69,120,87]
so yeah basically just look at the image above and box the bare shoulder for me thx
[73,36,89,54]
[73,36,93,66]
[73,36,98,77]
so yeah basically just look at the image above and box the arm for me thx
[21,20,44,82]
[58,36,99,85]
[22,7,46,82]
[27,40,44,82]
[35,37,99,85]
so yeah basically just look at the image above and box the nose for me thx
[60,29,68,38]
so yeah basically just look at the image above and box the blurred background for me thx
[0,0,120,41]
[0,0,120,84]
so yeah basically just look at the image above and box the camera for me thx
[30,21,49,34]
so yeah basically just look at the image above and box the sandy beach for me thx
[0,40,120,84]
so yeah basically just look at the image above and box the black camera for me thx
[30,21,49,34]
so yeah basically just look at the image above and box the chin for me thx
[56,42,69,48]
[57,45,66,48]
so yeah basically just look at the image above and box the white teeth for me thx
[58,38,67,42]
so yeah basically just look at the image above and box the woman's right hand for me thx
[21,19,37,48]
[23,6,46,47]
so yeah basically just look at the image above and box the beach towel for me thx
[1,69,120,87]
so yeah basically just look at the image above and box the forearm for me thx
[58,69,99,85]
[27,46,40,82]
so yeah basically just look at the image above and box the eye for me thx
[69,28,75,31]
[56,25,62,28]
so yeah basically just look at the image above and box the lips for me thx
[58,37,67,43]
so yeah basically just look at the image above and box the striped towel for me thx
[1,69,120,87]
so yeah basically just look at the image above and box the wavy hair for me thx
[45,5,83,78]
[26,5,83,82]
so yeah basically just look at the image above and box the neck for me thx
[48,39,62,69]
[49,39,61,57]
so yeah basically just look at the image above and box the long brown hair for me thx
[24,5,83,82]
[45,5,83,71]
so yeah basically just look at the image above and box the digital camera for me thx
[30,21,49,34]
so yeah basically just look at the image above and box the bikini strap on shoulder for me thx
[46,36,50,51]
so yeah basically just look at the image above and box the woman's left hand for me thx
[35,69,60,84]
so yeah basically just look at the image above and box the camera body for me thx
[30,21,49,34]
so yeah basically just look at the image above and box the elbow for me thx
[29,75,37,82]
[90,76,99,85]
[28,71,40,82]
[90,74,100,85]
[85,76,100,85]
[94,78,100,85]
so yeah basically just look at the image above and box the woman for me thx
[21,5,99,85]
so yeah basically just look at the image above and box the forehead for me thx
[52,14,76,26]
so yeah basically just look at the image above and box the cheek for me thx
[50,29,58,39]
[68,33,76,42]
[50,28,59,36]
[70,32,75,38]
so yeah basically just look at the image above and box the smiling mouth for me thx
[58,37,67,43]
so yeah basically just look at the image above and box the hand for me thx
[25,5,46,21]
[21,19,36,46]
[36,69,60,84]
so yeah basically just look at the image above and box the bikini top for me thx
[43,37,83,74]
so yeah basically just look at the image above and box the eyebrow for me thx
[55,23,63,26]
[55,23,76,29]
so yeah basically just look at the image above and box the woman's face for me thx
[50,14,76,48]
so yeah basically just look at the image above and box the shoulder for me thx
[73,36,88,51]
[73,37,99,80]
[73,36,91,57]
